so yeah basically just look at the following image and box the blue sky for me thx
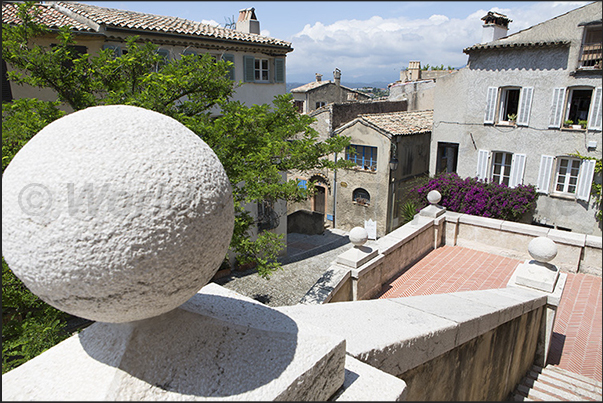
[78,1,590,84]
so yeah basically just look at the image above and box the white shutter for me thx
[509,153,527,188]
[484,87,498,124]
[476,149,490,181]
[537,155,555,194]
[576,159,596,201]
[548,88,566,128]
[517,87,533,126]
[587,87,602,130]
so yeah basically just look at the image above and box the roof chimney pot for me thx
[481,11,512,43]
[236,7,260,34]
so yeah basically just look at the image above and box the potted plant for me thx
[563,119,574,128]
[579,120,588,129]
[507,113,517,124]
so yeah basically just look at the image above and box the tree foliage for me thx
[2,1,351,371]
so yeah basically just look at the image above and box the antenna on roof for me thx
[223,15,235,30]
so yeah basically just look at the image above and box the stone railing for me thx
[2,106,595,401]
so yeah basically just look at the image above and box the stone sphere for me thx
[427,190,442,205]
[349,227,369,247]
[528,237,557,263]
[2,105,234,323]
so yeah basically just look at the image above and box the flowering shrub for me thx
[407,173,539,222]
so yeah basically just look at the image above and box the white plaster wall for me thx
[430,5,602,236]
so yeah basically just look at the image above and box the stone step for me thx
[537,365,603,391]
[513,364,602,402]
[528,370,602,400]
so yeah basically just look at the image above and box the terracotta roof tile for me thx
[2,2,95,31]
[2,1,292,49]
[360,110,433,136]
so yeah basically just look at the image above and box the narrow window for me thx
[315,101,326,109]
[255,58,269,81]
[491,152,513,186]
[565,88,592,125]
[555,158,581,194]
[499,88,520,122]
[436,142,458,174]
[579,25,602,69]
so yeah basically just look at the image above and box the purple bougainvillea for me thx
[408,173,538,222]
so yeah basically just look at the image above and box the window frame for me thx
[554,157,582,195]
[491,151,513,186]
[346,144,378,172]
[537,155,596,201]
[477,149,526,188]
[549,86,602,130]
[578,24,602,70]
[497,87,521,124]
[254,58,269,82]
[484,86,533,126]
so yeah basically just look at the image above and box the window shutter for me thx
[537,155,555,194]
[517,87,533,126]
[243,55,255,82]
[587,87,602,130]
[223,54,235,80]
[102,44,120,58]
[274,58,285,83]
[476,149,490,180]
[548,87,566,128]
[509,153,527,187]
[484,87,498,124]
[297,180,307,190]
[576,159,596,201]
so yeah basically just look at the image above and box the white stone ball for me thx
[528,237,557,263]
[349,227,369,247]
[427,190,442,205]
[2,105,234,323]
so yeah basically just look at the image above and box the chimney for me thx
[481,11,511,43]
[333,68,341,86]
[408,61,421,81]
[236,7,260,34]
[315,73,322,82]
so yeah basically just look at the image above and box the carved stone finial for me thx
[1,105,234,323]
[349,227,368,247]
[427,190,442,205]
[528,237,558,264]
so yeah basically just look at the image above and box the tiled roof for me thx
[464,40,569,53]
[290,80,332,93]
[359,110,433,136]
[2,2,95,31]
[2,1,292,49]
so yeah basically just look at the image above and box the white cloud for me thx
[286,2,589,84]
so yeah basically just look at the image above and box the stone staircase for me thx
[512,364,602,401]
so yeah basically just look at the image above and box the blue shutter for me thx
[243,55,255,82]
[297,180,307,189]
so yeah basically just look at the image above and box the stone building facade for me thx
[430,3,602,236]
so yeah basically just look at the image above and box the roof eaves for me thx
[463,40,570,54]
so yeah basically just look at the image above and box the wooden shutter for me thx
[274,58,285,83]
[484,87,498,124]
[537,155,555,194]
[517,87,533,126]
[509,153,527,188]
[222,54,235,80]
[548,88,566,128]
[476,149,490,180]
[576,159,596,201]
[587,87,602,130]
[243,55,255,82]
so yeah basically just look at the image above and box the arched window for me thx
[353,188,370,206]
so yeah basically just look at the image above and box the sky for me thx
[78,1,591,85]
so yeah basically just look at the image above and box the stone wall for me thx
[330,100,407,130]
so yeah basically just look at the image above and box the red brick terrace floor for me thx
[377,245,602,383]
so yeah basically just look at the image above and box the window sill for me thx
[347,166,377,174]
[549,192,577,201]
[561,126,586,132]
[352,201,370,207]
[494,122,517,127]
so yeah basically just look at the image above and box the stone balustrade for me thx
[3,106,599,401]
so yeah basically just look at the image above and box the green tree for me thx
[2,2,352,371]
